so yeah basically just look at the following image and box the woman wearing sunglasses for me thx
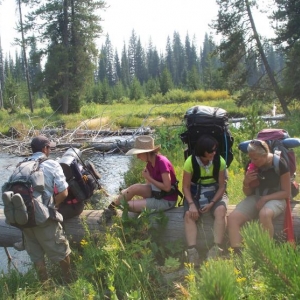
[183,135,228,264]
[228,139,290,255]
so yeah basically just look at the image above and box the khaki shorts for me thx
[235,195,286,220]
[23,219,71,263]
[145,198,176,211]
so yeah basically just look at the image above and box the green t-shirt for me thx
[183,155,226,184]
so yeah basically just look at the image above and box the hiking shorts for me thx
[183,193,228,217]
[235,195,286,220]
[23,219,71,263]
[145,198,176,211]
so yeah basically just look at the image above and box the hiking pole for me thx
[4,247,12,261]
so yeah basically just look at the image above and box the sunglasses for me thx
[250,139,268,153]
[207,146,217,154]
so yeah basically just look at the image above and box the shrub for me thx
[164,89,192,103]
[80,103,100,119]
[149,93,165,104]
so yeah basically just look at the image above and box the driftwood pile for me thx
[0,126,153,156]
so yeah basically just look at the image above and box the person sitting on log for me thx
[183,135,228,265]
[228,139,290,255]
[104,135,179,218]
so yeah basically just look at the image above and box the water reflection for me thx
[0,151,130,275]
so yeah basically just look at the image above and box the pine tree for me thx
[121,44,130,88]
[212,0,290,115]
[160,68,173,95]
[24,0,105,114]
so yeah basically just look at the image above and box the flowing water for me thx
[0,150,131,275]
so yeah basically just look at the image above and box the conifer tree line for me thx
[0,0,298,115]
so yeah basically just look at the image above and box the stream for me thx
[0,150,131,275]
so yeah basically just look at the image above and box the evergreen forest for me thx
[0,0,299,116]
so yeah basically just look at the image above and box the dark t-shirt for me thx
[257,156,289,195]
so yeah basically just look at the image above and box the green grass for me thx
[0,98,279,135]
[1,100,300,298]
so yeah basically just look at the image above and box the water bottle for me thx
[247,163,259,188]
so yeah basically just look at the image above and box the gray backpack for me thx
[2,157,49,228]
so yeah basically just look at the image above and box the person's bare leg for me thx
[128,199,147,212]
[59,255,71,284]
[259,207,275,238]
[35,260,48,283]
[114,184,151,206]
[228,210,250,248]
[184,212,198,246]
[213,206,227,244]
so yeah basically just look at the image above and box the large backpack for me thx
[59,148,100,203]
[2,157,49,228]
[238,128,300,198]
[180,105,234,182]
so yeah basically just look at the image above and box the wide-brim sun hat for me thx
[126,135,161,155]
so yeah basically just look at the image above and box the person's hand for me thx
[187,203,199,220]
[256,196,267,211]
[244,170,258,185]
[142,168,151,180]
[199,202,214,214]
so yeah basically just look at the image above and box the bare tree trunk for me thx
[18,0,34,113]
[0,39,4,109]
[0,82,3,109]
[62,0,69,114]
[245,0,290,116]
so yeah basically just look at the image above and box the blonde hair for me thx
[247,140,269,156]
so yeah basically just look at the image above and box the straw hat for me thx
[126,135,161,155]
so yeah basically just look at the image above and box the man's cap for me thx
[31,135,56,151]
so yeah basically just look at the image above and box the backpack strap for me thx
[191,154,220,184]
[272,153,280,176]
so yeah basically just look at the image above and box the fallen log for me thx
[0,202,299,250]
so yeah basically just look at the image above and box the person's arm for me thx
[201,169,226,213]
[143,168,172,192]
[210,169,226,204]
[182,170,199,219]
[242,172,255,196]
[52,161,69,207]
[256,171,290,211]
[54,188,68,207]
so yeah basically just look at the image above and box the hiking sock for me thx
[11,193,28,225]
[2,191,16,224]
[188,245,197,249]
[107,202,117,211]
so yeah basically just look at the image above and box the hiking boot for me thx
[103,206,117,221]
[13,240,25,251]
[187,248,200,266]
[11,193,28,225]
[207,245,223,260]
[2,191,15,224]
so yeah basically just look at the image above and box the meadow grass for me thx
[0,98,278,135]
